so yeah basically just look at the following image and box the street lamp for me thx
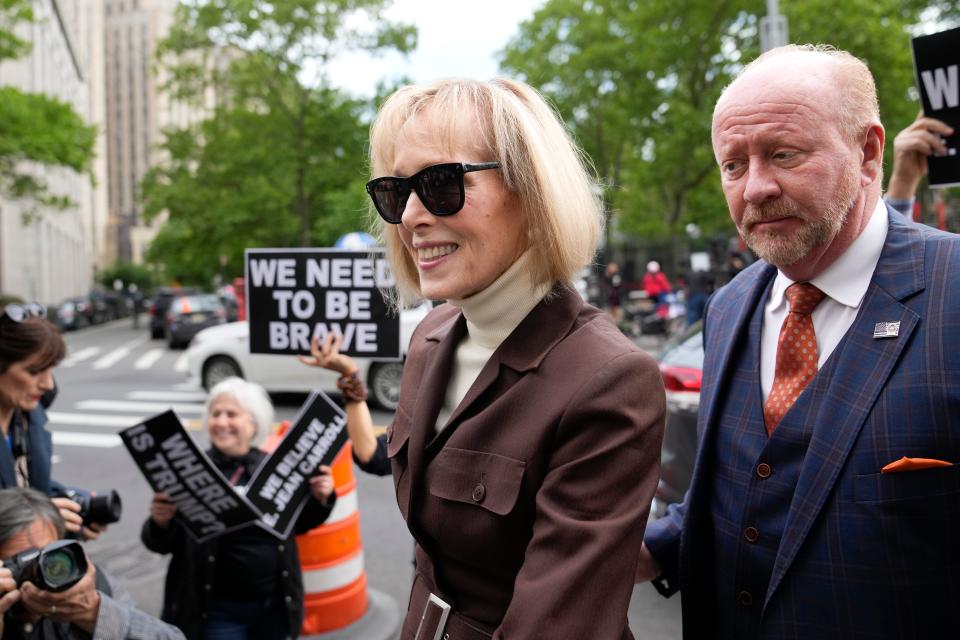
[760,0,789,52]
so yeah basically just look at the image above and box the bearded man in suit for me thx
[636,44,960,639]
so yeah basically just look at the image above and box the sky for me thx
[326,0,545,97]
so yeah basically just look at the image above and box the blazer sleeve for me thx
[495,350,665,640]
[643,494,686,596]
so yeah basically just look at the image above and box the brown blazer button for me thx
[744,526,759,543]
[471,483,486,503]
[756,463,772,478]
[738,590,753,606]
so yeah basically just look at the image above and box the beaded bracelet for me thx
[336,370,369,404]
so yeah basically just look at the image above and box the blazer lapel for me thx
[405,311,466,517]
[440,283,582,432]
[765,209,925,607]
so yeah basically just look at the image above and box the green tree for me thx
[141,0,415,285]
[501,0,960,241]
[0,0,96,215]
[98,260,156,292]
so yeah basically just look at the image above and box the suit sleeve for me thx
[644,294,714,597]
[494,351,665,640]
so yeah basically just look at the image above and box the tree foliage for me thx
[98,260,156,292]
[0,0,96,216]
[501,0,960,241]
[141,0,415,285]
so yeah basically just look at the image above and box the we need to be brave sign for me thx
[245,248,401,359]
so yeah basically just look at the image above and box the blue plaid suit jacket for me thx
[645,206,960,639]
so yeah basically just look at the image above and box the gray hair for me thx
[204,377,274,445]
[0,488,65,549]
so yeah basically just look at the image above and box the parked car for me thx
[148,287,199,339]
[165,294,227,349]
[653,320,703,518]
[184,302,432,411]
[55,297,96,331]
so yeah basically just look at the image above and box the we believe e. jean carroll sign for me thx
[245,248,400,358]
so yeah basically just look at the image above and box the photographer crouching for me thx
[0,488,184,639]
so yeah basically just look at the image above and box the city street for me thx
[49,320,681,639]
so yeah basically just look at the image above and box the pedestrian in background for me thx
[303,77,665,640]
[637,44,960,638]
[604,260,624,323]
[683,265,712,326]
[642,260,672,304]
[141,377,336,640]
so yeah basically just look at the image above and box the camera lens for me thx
[39,550,76,589]
[86,490,122,525]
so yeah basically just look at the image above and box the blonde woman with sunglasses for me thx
[302,78,665,640]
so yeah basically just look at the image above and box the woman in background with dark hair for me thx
[0,303,92,538]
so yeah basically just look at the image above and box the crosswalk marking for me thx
[60,346,101,368]
[76,399,204,414]
[134,348,165,370]
[174,353,188,372]
[47,412,149,428]
[93,336,150,370]
[127,390,207,402]
[52,432,122,448]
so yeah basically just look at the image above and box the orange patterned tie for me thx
[764,282,826,435]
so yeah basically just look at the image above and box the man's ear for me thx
[860,123,885,186]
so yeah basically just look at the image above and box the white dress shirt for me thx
[760,198,889,402]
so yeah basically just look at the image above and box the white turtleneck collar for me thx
[447,250,553,349]
[434,250,552,431]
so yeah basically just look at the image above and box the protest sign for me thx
[120,411,261,542]
[245,391,349,539]
[245,248,401,358]
[912,26,960,187]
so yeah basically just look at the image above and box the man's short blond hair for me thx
[368,78,603,305]
[727,44,880,145]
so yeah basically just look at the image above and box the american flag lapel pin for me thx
[873,321,900,339]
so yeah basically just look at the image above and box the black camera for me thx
[58,489,122,528]
[3,540,88,592]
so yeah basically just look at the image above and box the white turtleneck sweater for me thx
[436,251,553,431]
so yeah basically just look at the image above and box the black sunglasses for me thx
[365,162,502,224]
[1,303,46,323]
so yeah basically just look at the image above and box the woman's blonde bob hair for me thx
[368,77,603,305]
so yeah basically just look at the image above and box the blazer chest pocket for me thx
[855,463,960,507]
[429,447,525,516]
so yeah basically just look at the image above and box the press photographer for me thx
[0,302,111,543]
[0,488,184,639]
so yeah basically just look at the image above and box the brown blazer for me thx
[389,283,665,640]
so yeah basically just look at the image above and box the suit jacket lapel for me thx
[687,263,776,499]
[765,209,924,607]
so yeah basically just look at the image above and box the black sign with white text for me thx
[120,412,261,542]
[912,26,960,187]
[245,391,348,539]
[245,248,400,358]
